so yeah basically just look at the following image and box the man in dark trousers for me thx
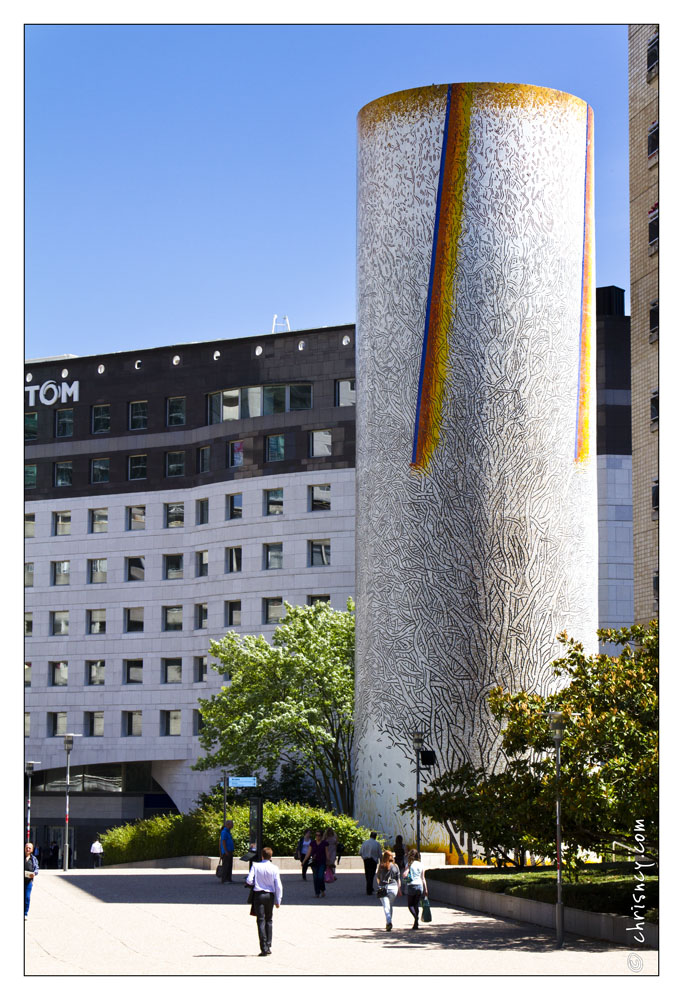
[359,831,383,895]
[245,847,283,956]
[220,820,235,882]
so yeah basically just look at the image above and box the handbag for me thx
[421,897,432,922]
[324,866,334,883]
[215,862,223,879]
[376,886,388,898]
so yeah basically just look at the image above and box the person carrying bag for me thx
[402,848,429,930]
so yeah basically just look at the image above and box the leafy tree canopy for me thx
[401,622,658,868]
[194,600,355,814]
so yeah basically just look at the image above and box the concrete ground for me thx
[24,868,658,977]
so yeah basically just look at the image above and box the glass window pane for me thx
[336,379,356,406]
[92,405,110,433]
[263,385,286,415]
[264,598,283,624]
[196,550,208,576]
[310,484,331,510]
[229,441,244,467]
[265,543,283,570]
[194,656,207,682]
[25,513,35,537]
[51,611,69,634]
[126,607,144,632]
[54,510,72,534]
[126,660,143,683]
[289,383,312,410]
[89,558,107,583]
[196,498,209,524]
[90,508,107,532]
[222,389,240,421]
[310,540,331,566]
[164,606,183,630]
[167,397,186,426]
[25,412,38,440]
[164,659,182,683]
[88,609,106,634]
[25,612,33,635]
[198,446,210,473]
[51,661,68,685]
[207,392,222,424]
[55,409,74,437]
[166,452,185,477]
[165,502,184,527]
[195,604,207,628]
[128,711,142,736]
[128,455,147,480]
[91,458,110,483]
[265,488,283,515]
[25,465,37,489]
[88,660,105,685]
[126,557,145,581]
[55,462,72,486]
[164,554,184,579]
[240,386,262,418]
[90,712,104,737]
[25,563,34,587]
[129,401,148,430]
[52,560,70,585]
[266,434,285,462]
[228,494,242,519]
[226,547,242,573]
[227,601,241,627]
[127,505,146,530]
[25,661,32,687]
[310,430,332,457]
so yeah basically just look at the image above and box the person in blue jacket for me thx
[219,820,235,883]
[25,842,39,919]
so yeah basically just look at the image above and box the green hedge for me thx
[425,867,658,920]
[99,802,380,866]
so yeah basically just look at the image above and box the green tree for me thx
[194,599,355,813]
[402,622,658,866]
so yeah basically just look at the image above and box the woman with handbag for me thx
[295,829,313,880]
[402,848,428,930]
[324,827,338,883]
[375,850,401,931]
[302,830,329,898]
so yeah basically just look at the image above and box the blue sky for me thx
[25,23,629,359]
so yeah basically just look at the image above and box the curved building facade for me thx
[354,84,598,836]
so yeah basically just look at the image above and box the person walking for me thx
[360,831,383,896]
[245,847,283,957]
[25,842,39,920]
[324,827,338,883]
[219,819,235,883]
[392,835,405,869]
[296,828,313,880]
[302,830,329,898]
[90,838,104,867]
[375,850,402,931]
[403,848,428,929]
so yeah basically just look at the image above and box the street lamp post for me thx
[63,734,80,872]
[25,761,40,844]
[548,711,566,949]
[411,731,425,853]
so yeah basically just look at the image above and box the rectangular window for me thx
[264,542,283,570]
[309,539,331,566]
[226,600,241,627]
[196,550,208,577]
[265,487,283,516]
[648,121,659,157]
[129,400,148,430]
[50,611,69,635]
[91,458,110,484]
[195,603,208,629]
[652,478,659,512]
[227,493,242,520]
[226,546,242,573]
[196,498,209,524]
[308,595,330,605]
[229,440,244,467]
[648,206,658,245]
[128,454,147,480]
[263,597,283,625]
[221,389,240,421]
[649,299,659,334]
[88,558,107,583]
[127,504,146,530]
[87,660,105,685]
[89,508,108,533]
[125,660,143,684]
[55,408,74,438]
[25,513,35,537]
[54,510,72,535]
[194,656,208,682]
[126,556,145,582]
[166,451,185,477]
[193,710,204,735]
[164,553,184,579]
[263,385,286,415]
[51,560,70,585]
[241,386,262,418]
[86,711,104,737]
[25,612,33,636]
[163,606,183,631]
[125,607,144,632]
[54,462,72,487]
[165,502,184,528]
[197,446,211,473]
[87,609,106,634]
[309,484,331,511]
[289,383,312,410]
[167,397,186,426]
[25,713,30,738]
[265,433,285,462]
[25,661,31,687]
[161,710,182,736]
[310,429,332,457]
[163,658,182,683]
[25,562,34,587]
[50,660,68,686]
[335,379,356,406]
[49,712,67,737]
[25,412,38,441]
[25,465,37,489]
[124,710,142,736]
[207,391,222,425]
[647,32,658,73]
[91,404,111,434]
[650,390,659,423]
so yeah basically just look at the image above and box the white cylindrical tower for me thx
[355,83,597,839]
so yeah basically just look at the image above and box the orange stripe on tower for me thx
[575,105,594,465]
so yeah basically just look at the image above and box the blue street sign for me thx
[228,776,258,787]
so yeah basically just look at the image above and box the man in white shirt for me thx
[90,838,104,867]
[245,847,283,956]
[359,831,383,895]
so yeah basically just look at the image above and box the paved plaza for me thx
[23,868,658,977]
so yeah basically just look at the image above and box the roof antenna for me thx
[272,314,290,334]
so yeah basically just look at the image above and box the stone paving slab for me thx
[23,869,658,977]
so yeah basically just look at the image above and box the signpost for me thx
[229,776,258,788]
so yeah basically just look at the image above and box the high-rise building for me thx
[628,24,659,623]
[24,326,356,863]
